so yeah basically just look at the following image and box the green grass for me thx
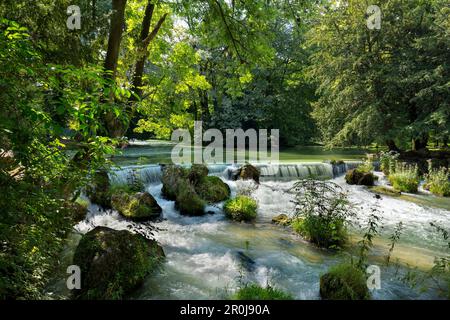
[388,163,419,193]
[291,216,347,249]
[320,263,370,300]
[232,284,293,300]
[224,196,257,222]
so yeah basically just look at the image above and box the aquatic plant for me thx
[425,166,450,197]
[379,151,399,175]
[224,196,257,222]
[232,284,293,300]
[388,163,419,193]
[291,179,355,249]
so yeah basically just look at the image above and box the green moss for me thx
[291,215,347,249]
[161,165,188,200]
[232,284,293,300]
[111,191,162,221]
[320,263,370,300]
[188,164,209,185]
[345,169,375,186]
[175,180,206,216]
[195,176,230,203]
[224,196,257,222]
[73,227,164,300]
[369,186,402,197]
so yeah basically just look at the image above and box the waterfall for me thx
[257,163,334,181]
[108,165,162,186]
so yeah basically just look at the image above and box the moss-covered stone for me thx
[161,165,188,200]
[175,180,206,216]
[271,214,291,226]
[320,264,370,300]
[224,196,257,222]
[86,170,111,208]
[188,164,209,185]
[73,226,164,300]
[238,164,260,183]
[369,186,402,197]
[195,176,230,203]
[111,191,162,221]
[72,198,89,223]
[345,169,375,186]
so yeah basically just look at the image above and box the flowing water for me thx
[45,157,450,300]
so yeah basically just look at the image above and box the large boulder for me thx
[345,169,375,186]
[111,191,162,221]
[195,176,230,203]
[320,264,370,300]
[237,164,260,183]
[86,170,111,208]
[73,227,164,300]
[188,164,209,185]
[161,165,188,201]
[175,180,205,216]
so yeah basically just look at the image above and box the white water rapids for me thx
[49,163,450,300]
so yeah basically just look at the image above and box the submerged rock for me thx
[236,251,256,272]
[320,264,370,300]
[271,214,291,226]
[73,226,164,300]
[345,169,375,186]
[195,176,230,203]
[111,191,162,221]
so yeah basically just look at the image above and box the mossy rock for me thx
[111,191,162,221]
[224,196,257,222]
[175,180,206,216]
[195,176,230,203]
[271,214,291,226]
[369,186,401,197]
[86,170,111,208]
[232,284,293,300]
[188,164,209,185]
[72,198,89,223]
[345,169,375,186]
[320,264,370,300]
[238,164,260,183]
[73,226,164,300]
[161,165,188,200]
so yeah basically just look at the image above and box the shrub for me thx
[224,196,257,222]
[388,163,419,193]
[291,179,355,249]
[379,151,399,175]
[425,167,450,197]
[232,284,293,300]
[320,263,370,300]
[357,158,374,173]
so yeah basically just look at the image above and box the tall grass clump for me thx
[379,151,399,176]
[291,179,355,249]
[425,166,450,197]
[388,163,419,193]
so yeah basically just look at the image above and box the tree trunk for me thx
[386,139,400,152]
[412,134,428,151]
[103,0,128,137]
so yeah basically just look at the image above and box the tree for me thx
[307,0,449,150]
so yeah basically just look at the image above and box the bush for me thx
[232,284,292,300]
[388,163,419,193]
[379,151,399,175]
[425,167,450,197]
[291,179,354,249]
[291,216,347,249]
[224,196,257,222]
[320,263,370,300]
